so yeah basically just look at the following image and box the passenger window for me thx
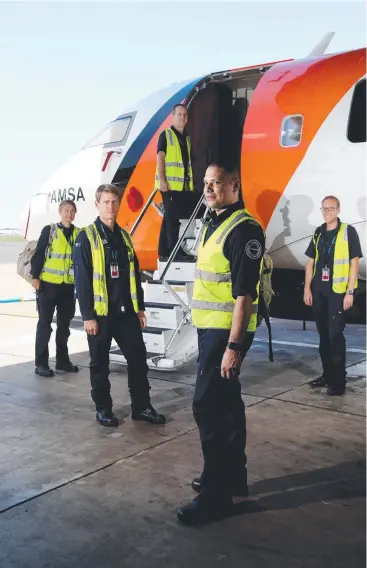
[84,115,133,148]
[280,115,303,147]
[347,79,366,143]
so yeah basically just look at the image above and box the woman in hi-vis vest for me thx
[31,200,80,377]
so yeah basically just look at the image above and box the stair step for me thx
[144,280,192,306]
[109,347,177,370]
[142,327,175,354]
[109,319,199,370]
[155,261,196,282]
[145,304,182,330]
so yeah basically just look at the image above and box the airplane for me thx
[22,34,366,328]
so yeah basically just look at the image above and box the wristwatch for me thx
[346,290,354,296]
[227,342,241,351]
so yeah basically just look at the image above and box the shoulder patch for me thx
[245,239,262,260]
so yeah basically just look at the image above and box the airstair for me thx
[109,191,208,370]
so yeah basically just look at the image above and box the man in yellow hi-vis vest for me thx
[177,164,265,526]
[31,200,80,378]
[304,195,362,396]
[156,104,196,261]
[73,184,166,428]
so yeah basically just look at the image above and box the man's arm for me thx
[344,257,360,311]
[221,222,265,378]
[221,295,253,379]
[157,152,169,192]
[304,259,314,306]
[73,232,96,322]
[226,222,265,302]
[30,225,51,281]
[133,253,145,312]
[156,130,169,192]
[347,257,360,291]
[229,295,253,344]
[303,235,316,306]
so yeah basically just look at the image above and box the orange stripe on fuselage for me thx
[241,48,366,229]
[116,114,173,271]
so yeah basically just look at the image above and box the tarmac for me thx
[0,240,366,568]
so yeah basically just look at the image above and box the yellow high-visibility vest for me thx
[84,223,139,316]
[313,222,357,293]
[155,128,193,191]
[191,209,263,332]
[40,226,79,285]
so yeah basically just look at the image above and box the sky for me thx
[0,0,366,228]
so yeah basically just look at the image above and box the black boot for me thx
[132,404,166,424]
[309,375,328,387]
[191,477,249,497]
[177,494,233,526]
[35,366,54,378]
[56,361,79,373]
[96,409,119,427]
[326,385,346,396]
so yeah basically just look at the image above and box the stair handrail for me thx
[130,187,159,237]
[158,192,206,283]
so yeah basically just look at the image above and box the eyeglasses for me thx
[320,207,337,212]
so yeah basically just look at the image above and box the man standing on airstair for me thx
[177,163,264,525]
[155,104,196,261]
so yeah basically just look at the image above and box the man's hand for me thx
[160,181,170,193]
[221,348,241,379]
[343,294,354,311]
[138,311,147,329]
[84,320,98,335]
[304,288,313,306]
[32,278,41,291]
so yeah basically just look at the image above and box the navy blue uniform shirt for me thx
[73,218,145,321]
[203,201,265,302]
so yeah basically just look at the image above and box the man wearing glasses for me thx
[303,196,362,396]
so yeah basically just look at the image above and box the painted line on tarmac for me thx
[254,338,366,354]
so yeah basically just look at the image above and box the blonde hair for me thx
[95,184,120,203]
[322,195,340,209]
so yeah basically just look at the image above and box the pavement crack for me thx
[0,426,197,515]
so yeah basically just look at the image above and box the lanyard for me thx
[322,234,336,263]
[58,224,75,247]
[100,224,118,263]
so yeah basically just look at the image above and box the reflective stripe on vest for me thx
[155,128,193,192]
[191,209,262,332]
[40,226,79,285]
[84,224,139,317]
[312,222,357,294]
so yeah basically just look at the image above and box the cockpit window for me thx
[280,115,303,147]
[84,114,134,148]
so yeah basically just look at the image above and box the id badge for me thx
[110,264,119,279]
[322,267,330,282]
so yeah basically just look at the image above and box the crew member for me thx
[304,195,362,396]
[31,200,80,377]
[177,164,265,525]
[155,104,195,261]
[73,184,166,427]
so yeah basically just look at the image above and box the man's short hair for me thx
[172,103,187,114]
[58,199,77,213]
[95,184,120,203]
[322,195,340,208]
[207,163,243,201]
[207,162,240,182]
